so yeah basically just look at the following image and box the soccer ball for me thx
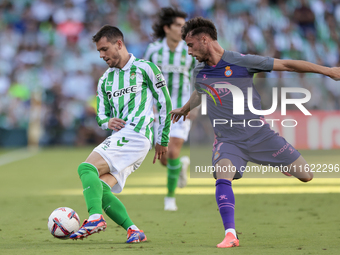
[48,207,80,239]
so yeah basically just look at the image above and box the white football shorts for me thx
[93,127,151,193]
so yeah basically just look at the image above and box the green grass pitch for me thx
[0,147,339,255]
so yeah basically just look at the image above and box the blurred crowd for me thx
[1,0,340,146]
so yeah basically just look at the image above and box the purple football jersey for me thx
[193,50,274,141]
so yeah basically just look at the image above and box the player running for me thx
[170,17,340,248]
[70,25,172,242]
[144,7,196,211]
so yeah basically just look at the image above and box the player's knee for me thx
[160,156,167,166]
[305,172,314,182]
[299,168,313,182]
[299,176,313,182]
[167,150,179,159]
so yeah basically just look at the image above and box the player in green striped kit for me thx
[144,7,196,211]
[70,25,172,242]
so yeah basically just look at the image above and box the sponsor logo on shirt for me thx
[156,80,166,89]
[107,85,138,99]
[224,66,233,77]
[161,65,189,73]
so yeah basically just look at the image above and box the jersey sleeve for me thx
[145,62,172,147]
[96,75,111,130]
[226,51,274,73]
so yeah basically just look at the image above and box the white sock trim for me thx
[225,228,236,237]
[88,214,102,221]
[100,179,111,189]
[128,225,139,231]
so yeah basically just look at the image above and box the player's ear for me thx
[116,39,123,50]
[202,35,207,44]
[163,25,170,34]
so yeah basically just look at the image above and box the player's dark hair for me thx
[152,7,187,40]
[92,25,124,44]
[181,17,217,40]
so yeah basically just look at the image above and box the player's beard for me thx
[108,54,121,68]
[196,53,209,63]
[195,47,209,63]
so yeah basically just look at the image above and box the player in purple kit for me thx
[170,17,340,248]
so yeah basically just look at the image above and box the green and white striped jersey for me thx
[144,40,196,109]
[96,54,172,146]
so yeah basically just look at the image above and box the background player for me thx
[170,17,340,248]
[70,25,172,242]
[144,7,196,211]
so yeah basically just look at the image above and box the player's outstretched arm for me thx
[273,59,340,80]
[170,90,201,123]
[153,143,168,164]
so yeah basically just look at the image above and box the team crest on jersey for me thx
[224,66,233,77]
[130,72,136,80]
[214,151,220,160]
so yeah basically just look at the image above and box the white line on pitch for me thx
[0,148,39,167]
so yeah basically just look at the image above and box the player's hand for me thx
[328,67,340,81]
[153,143,168,164]
[108,118,126,131]
[170,108,189,123]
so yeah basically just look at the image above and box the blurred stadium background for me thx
[1,0,340,148]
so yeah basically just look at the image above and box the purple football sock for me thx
[215,179,235,230]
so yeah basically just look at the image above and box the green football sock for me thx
[77,163,103,215]
[101,181,134,230]
[167,157,182,197]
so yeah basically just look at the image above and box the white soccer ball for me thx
[48,207,80,239]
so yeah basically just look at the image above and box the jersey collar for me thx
[118,53,135,71]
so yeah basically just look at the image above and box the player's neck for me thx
[206,42,224,66]
[166,37,180,52]
[117,52,131,69]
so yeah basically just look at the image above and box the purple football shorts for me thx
[212,124,301,179]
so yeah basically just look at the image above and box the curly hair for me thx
[92,25,124,43]
[181,17,217,41]
[152,7,187,40]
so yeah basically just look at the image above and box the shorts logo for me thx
[117,137,129,147]
[214,151,220,160]
[102,138,111,150]
[224,66,233,77]
[272,142,291,157]
[130,72,136,80]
